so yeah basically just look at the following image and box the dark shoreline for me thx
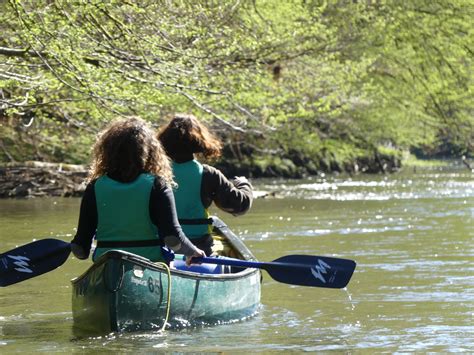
[0,154,401,198]
[4,154,469,199]
[0,162,87,198]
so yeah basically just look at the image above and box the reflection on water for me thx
[259,169,473,201]
[0,165,473,352]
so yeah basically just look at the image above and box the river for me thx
[0,165,472,353]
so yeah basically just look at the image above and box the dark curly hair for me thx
[87,116,173,184]
[158,114,222,161]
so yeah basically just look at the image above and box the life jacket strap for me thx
[179,218,213,225]
[96,239,162,248]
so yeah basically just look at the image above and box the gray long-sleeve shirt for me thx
[200,164,253,216]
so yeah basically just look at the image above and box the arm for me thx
[150,178,205,261]
[70,182,97,259]
[202,165,253,216]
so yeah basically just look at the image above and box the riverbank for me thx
[0,161,87,198]
[0,155,400,198]
[1,156,468,199]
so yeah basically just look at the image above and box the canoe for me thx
[71,217,261,335]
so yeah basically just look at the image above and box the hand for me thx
[185,248,206,266]
[70,242,88,260]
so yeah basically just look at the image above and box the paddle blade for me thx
[265,255,356,289]
[0,239,71,287]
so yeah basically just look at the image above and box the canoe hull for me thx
[72,218,261,335]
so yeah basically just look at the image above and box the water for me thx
[0,166,473,352]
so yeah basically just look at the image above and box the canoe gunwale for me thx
[71,249,259,286]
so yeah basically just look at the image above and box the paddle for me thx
[0,238,356,289]
[195,254,356,289]
[0,239,71,287]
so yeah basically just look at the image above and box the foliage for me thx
[0,0,472,173]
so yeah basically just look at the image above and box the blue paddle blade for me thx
[265,255,356,289]
[0,239,71,287]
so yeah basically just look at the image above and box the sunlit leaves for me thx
[0,0,472,165]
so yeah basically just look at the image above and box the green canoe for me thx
[71,217,261,335]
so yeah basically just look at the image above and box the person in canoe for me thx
[157,113,253,256]
[70,117,205,265]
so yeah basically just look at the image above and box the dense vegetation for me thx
[1,0,472,177]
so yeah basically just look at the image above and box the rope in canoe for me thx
[156,262,172,332]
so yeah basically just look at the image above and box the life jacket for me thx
[172,160,212,238]
[93,173,164,262]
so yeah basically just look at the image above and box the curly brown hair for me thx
[158,114,222,162]
[87,117,173,184]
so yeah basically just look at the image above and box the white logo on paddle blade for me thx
[7,255,33,273]
[311,259,331,283]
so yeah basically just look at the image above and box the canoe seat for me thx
[173,259,232,274]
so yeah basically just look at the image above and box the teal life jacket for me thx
[93,173,164,262]
[172,160,212,238]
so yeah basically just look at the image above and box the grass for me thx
[402,153,452,167]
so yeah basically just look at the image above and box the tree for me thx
[0,0,472,169]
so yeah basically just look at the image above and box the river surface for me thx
[0,165,472,353]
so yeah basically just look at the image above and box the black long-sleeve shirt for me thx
[71,176,198,259]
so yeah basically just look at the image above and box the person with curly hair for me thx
[70,117,205,265]
[158,114,253,256]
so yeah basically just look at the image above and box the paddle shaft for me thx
[198,257,307,270]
